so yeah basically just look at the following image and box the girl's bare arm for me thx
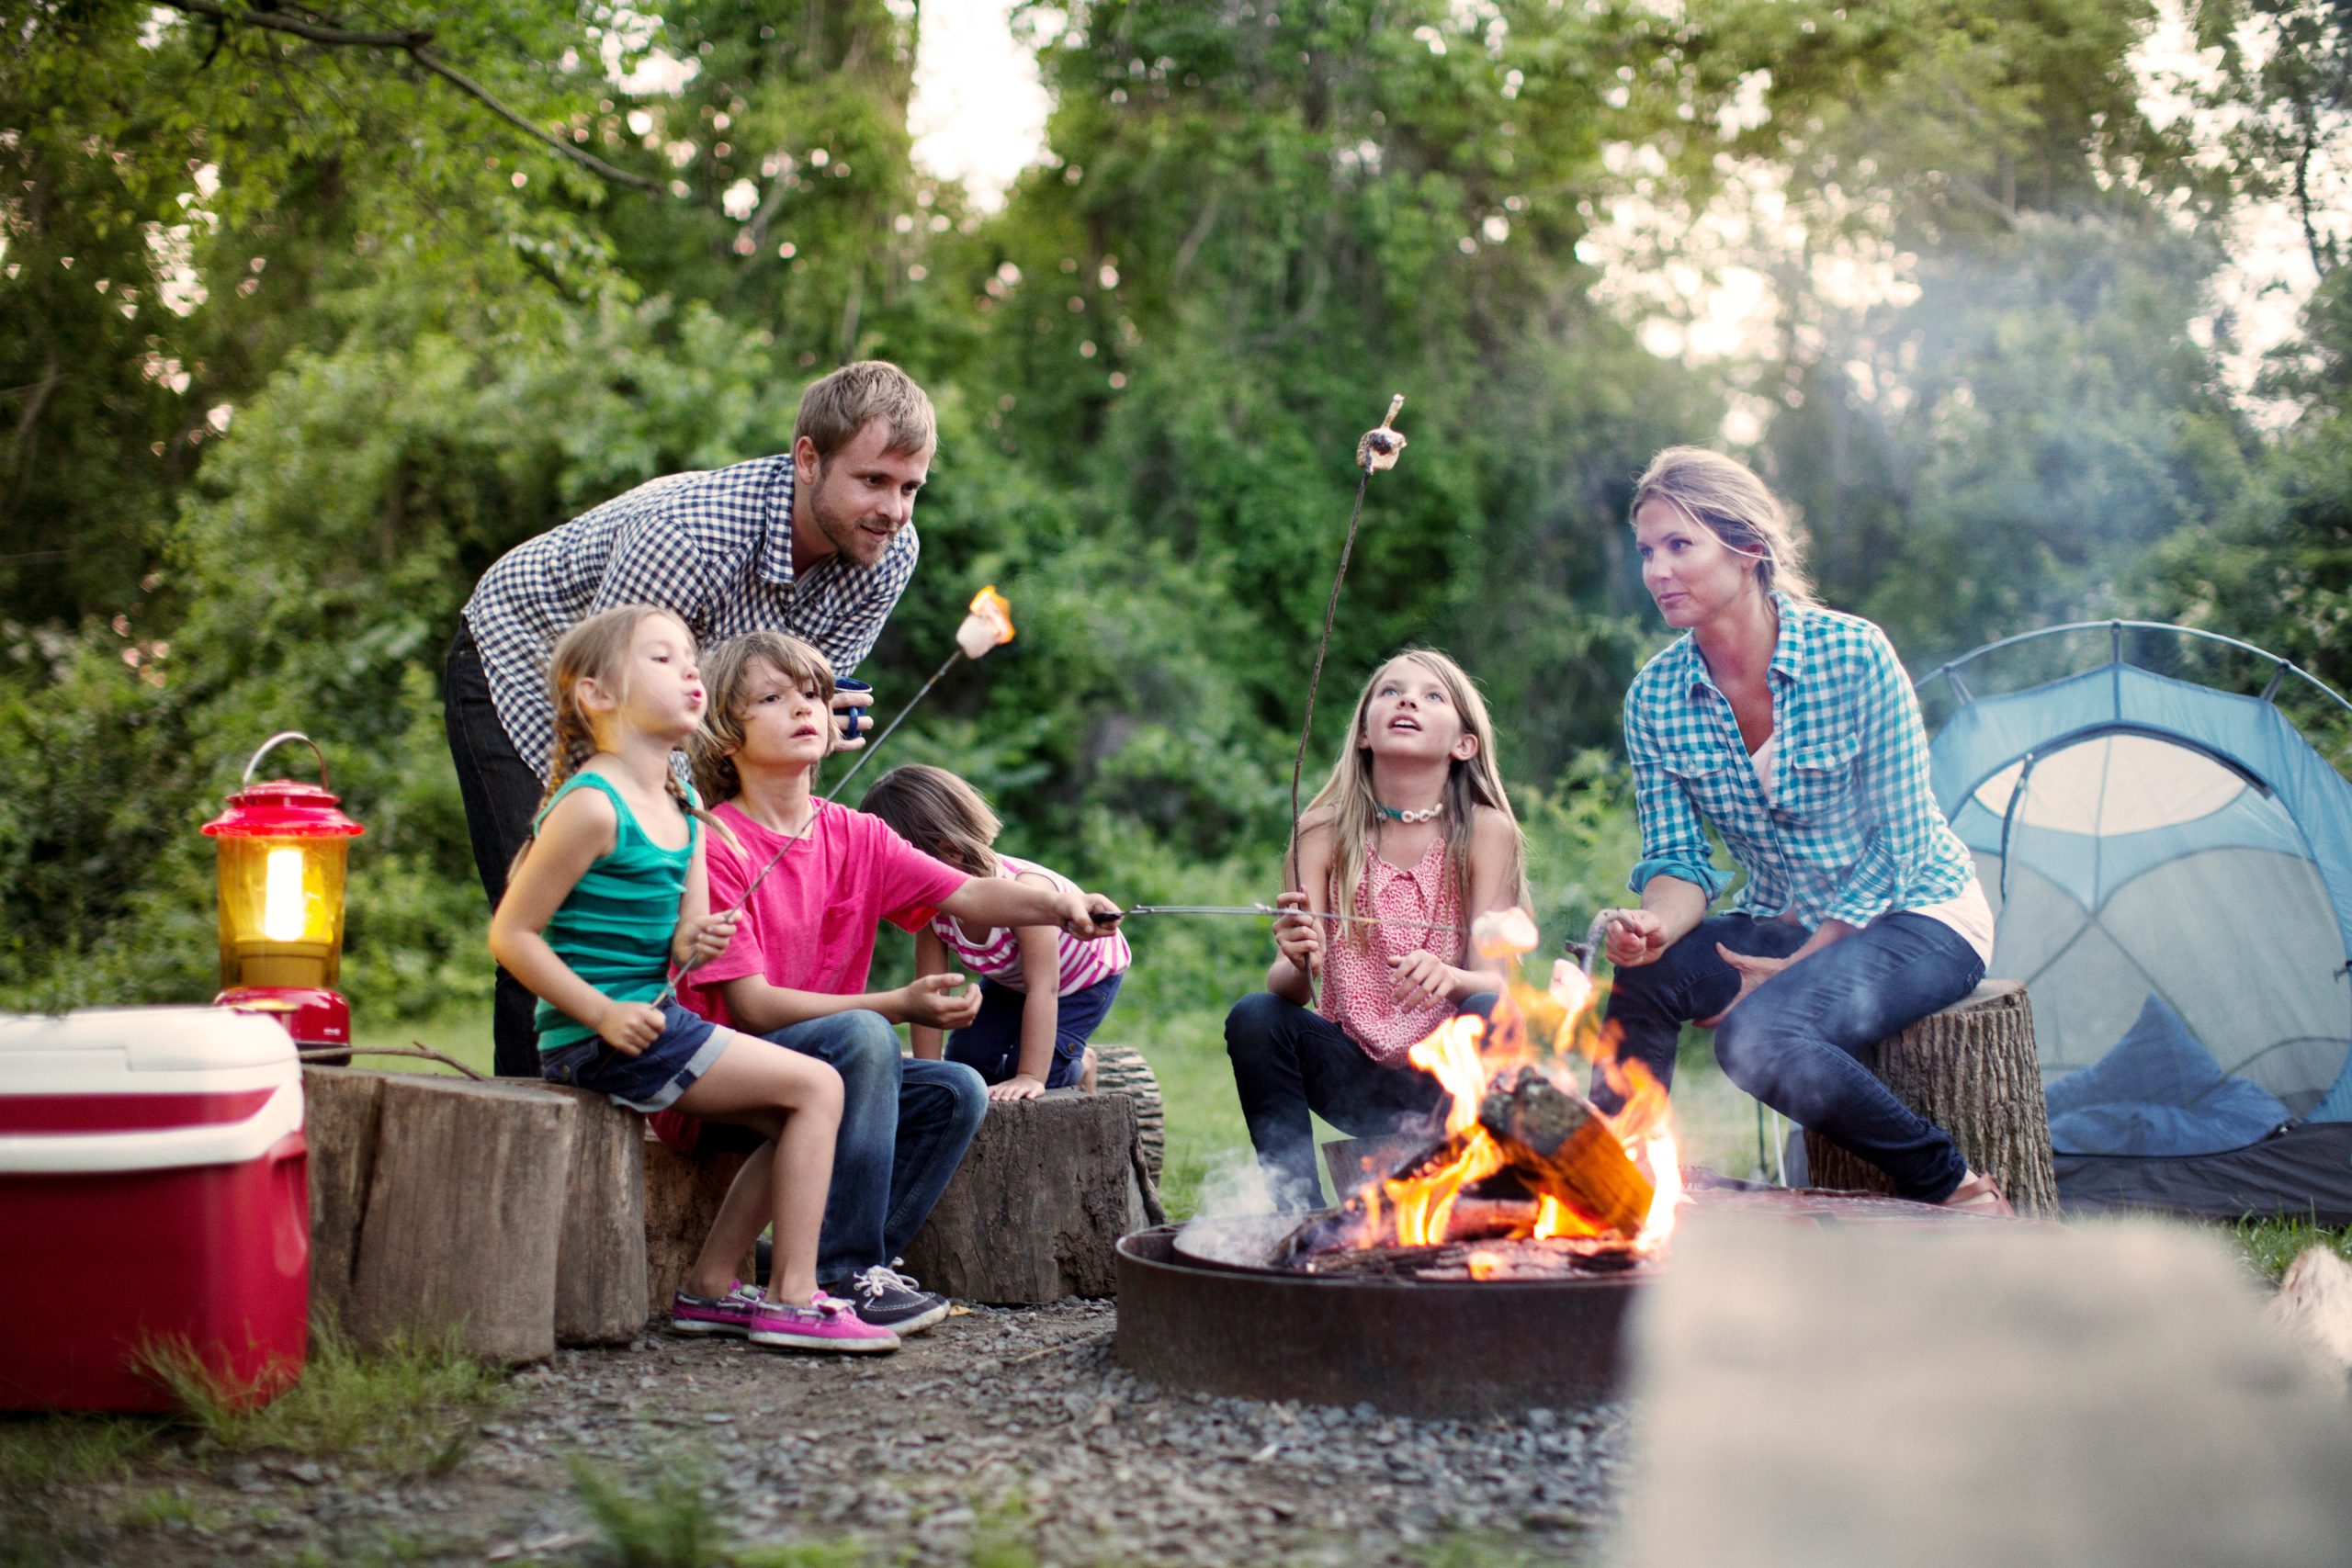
[909,927,953,1059]
[488,789,651,1045]
[1002,874,1066,1096]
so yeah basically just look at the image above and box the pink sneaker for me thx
[746,1291,900,1354]
[669,1280,762,1337]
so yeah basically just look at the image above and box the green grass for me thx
[349,1001,496,1078]
[0,1413,160,1495]
[113,1485,222,1531]
[139,1321,504,1472]
[2226,1215,2352,1283]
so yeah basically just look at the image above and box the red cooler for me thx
[0,1007,308,1411]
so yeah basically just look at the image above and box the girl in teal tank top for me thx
[489,605,896,1353]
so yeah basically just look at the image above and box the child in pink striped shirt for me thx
[861,765,1133,1100]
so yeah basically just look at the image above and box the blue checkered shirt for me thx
[463,454,916,779]
[1623,594,1973,929]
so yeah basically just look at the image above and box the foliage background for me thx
[5,0,2351,1191]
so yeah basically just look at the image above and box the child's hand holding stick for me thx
[594,999,666,1056]
[671,908,740,972]
[1272,889,1324,977]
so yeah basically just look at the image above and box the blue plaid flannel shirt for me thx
[463,454,916,780]
[1623,593,1973,929]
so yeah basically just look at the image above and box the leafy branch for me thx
[151,0,665,193]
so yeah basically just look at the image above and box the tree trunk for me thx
[345,1077,576,1364]
[899,1090,1147,1303]
[301,1066,385,1336]
[1804,979,2060,1216]
[639,1133,756,1317]
[540,1086,649,1346]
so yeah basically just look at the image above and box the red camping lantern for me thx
[201,732,365,1049]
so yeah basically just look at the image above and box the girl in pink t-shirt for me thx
[1226,649,1532,1211]
[862,764,1134,1101]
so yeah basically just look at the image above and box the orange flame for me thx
[1348,926,1683,1257]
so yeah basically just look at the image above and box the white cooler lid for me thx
[0,1008,303,1172]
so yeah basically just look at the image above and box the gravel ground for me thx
[50,1300,1630,1565]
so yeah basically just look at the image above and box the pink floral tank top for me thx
[1318,834,1465,1066]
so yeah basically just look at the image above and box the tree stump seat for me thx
[305,1066,650,1362]
[898,1089,1156,1303]
[1802,979,2061,1216]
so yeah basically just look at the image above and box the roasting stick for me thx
[1284,394,1410,1006]
[646,587,1020,1011]
[1105,903,1470,936]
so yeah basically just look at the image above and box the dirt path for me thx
[45,1300,1628,1565]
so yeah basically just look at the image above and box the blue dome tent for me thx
[1919,623,2352,1223]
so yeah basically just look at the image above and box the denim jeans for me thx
[443,621,550,1080]
[947,973,1124,1089]
[1600,912,1985,1201]
[1225,991,1494,1213]
[757,1010,988,1284]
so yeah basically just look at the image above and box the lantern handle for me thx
[243,731,330,790]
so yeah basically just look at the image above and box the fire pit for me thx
[1116,1178,2008,1419]
[1118,918,2020,1418]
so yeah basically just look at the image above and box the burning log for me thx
[1476,1067,1655,1237]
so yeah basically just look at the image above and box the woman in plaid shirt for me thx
[1596,446,2010,1213]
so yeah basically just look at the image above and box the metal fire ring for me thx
[1114,1225,1644,1420]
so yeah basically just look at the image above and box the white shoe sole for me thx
[748,1328,901,1353]
[868,1299,950,1336]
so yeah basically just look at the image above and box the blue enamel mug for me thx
[836,677,872,739]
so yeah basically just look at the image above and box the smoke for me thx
[1187,1146,1279,1219]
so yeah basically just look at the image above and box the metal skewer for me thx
[1107,903,1471,936]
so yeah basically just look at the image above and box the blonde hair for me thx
[690,630,838,805]
[1301,649,1528,958]
[514,604,727,874]
[860,764,1002,875]
[1630,446,1815,604]
[793,360,936,464]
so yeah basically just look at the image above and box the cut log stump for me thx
[301,1066,385,1335]
[1091,1043,1165,1185]
[899,1090,1148,1303]
[640,1134,756,1317]
[540,1085,649,1346]
[345,1077,576,1364]
[1803,979,2060,1217]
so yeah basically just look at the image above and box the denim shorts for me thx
[539,1000,729,1112]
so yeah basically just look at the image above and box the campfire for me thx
[1280,912,1682,1280]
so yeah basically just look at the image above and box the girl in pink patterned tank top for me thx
[1226,649,1532,1211]
[862,764,1131,1101]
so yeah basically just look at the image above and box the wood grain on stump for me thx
[1802,979,2060,1216]
[1091,1043,1165,1184]
[640,1134,756,1315]
[539,1085,650,1346]
[345,1076,576,1363]
[899,1090,1148,1303]
[300,1066,385,1335]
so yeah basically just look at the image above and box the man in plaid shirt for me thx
[444,360,933,1076]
